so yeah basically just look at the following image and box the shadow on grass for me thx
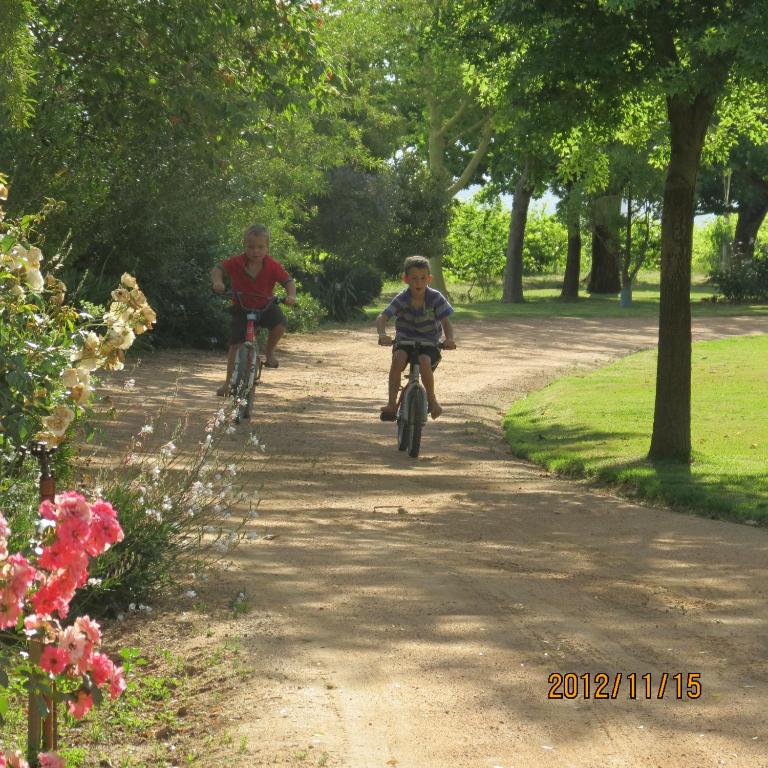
[504,420,768,524]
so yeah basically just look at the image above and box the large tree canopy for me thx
[457,0,768,461]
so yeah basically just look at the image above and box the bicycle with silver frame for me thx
[225,290,284,424]
[381,338,443,458]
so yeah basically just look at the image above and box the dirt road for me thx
[106,315,768,768]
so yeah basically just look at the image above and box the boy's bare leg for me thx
[264,324,285,366]
[419,355,442,419]
[382,350,408,418]
[217,344,239,395]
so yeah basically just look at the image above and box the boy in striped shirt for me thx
[376,255,456,421]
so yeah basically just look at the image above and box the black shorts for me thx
[229,303,286,344]
[393,342,441,370]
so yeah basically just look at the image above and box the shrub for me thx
[296,255,383,321]
[710,249,768,303]
[523,208,568,274]
[74,404,263,616]
[284,292,324,333]
[0,493,128,765]
[693,216,735,274]
[445,199,507,296]
[0,173,156,473]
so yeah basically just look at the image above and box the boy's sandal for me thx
[264,358,279,368]
[216,384,228,396]
[380,406,397,422]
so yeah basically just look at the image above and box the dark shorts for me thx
[229,303,286,344]
[393,342,441,370]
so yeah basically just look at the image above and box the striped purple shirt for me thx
[382,286,453,344]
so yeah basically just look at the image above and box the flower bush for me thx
[0,493,127,767]
[75,405,264,615]
[0,171,156,470]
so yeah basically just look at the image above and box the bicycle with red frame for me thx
[224,290,284,424]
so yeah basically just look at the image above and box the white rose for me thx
[26,247,43,268]
[42,405,75,437]
[121,272,137,289]
[24,267,45,292]
[61,368,81,388]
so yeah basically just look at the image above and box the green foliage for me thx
[710,250,768,303]
[0,0,340,348]
[693,216,736,273]
[523,207,568,274]
[295,165,398,270]
[284,293,324,333]
[445,198,506,296]
[0,0,36,126]
[296,255,383,322]
[377,150,452,277]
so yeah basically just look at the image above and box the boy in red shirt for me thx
[211,224,297,395]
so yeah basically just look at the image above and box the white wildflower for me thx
[160,441,176,458]
[185,590,197,599]
[139,424,153,436]
[124,378,136,390]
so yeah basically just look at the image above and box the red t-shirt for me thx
[220,253,290,309]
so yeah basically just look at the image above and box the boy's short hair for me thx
[403,255,431,275]
[244,223,269,241]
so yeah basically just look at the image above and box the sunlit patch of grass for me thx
[503,334,768,522]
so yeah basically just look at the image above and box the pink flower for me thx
[53,492,92,523]
[110,665,127,699]
[5,554,37,596]
[67,690,93,719]
[55,516,91,551]
[38,541,80,571]
[32,570,79,619]
[87,499,123,555]
[59,625,87,666]
[89,652,115,686]
[38,754,65,768]
[4,752,29,768]
[39,500,57,521]
[0,588,21,629]
[74,615,101,645]
[39,644,70,675]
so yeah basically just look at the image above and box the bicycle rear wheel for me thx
[407,389,424,458]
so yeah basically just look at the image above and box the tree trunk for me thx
[733,185,768,265]
[588,191,621,293]
[502,166,533,303]
[560,184,581,300]
[649,93,716,462]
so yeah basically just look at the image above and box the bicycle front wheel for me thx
[407,389,424,458]
[232,345,256,423]
[397,408,409,451]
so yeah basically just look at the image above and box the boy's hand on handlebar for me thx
[443,339,457,350]
[284,295,297,307]
[378,334,393,346]
[212,281,226,294]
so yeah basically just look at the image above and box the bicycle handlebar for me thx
[379,338,449,349]
[216,290,285,310]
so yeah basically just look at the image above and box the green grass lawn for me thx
[502,334,768,523]
[363,272,768,322]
